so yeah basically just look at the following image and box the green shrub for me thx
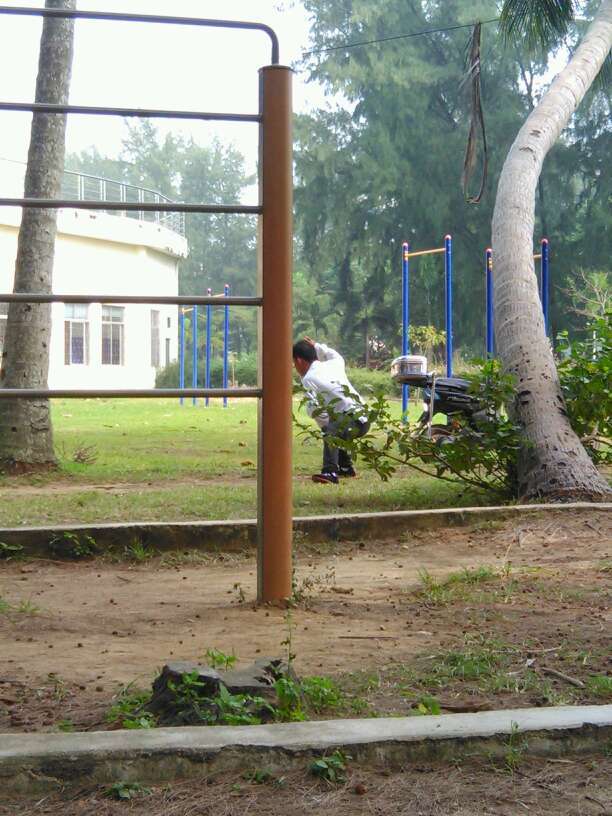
[557,314,611,465]
[156,353,258,388]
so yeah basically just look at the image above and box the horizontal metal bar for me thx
[0,293,262,307]
[406,247,446,258]
[0,6,279,64]
[533,253,542,259]
[0,101,261,123]
[0,198,261,215]
[0,388,262,400]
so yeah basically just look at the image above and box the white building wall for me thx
[0,204,187,390]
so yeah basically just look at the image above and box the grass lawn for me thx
[0,398,495,526]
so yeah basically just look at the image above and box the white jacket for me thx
[301,343,363,428]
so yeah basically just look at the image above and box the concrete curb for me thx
[1,705,610,794]
[0,502,610,558]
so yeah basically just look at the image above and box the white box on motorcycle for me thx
[390,355,429,386]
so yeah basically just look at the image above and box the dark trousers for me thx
[322,414,370,473]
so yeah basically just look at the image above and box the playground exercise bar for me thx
[179,310,186,406]
[401,242,410,420]
[0,5,280,64]
[192,305,198,407]
[0,388,261,399]
[0,198,261,215]
[0,293,261,306]
[0,101,261,123]
[405,247,446,259]
[444,235,453,377]
[486,248,494,357]
[400,234,453,389]
[257,65,293,604]
[0,6,292,604]
[223,284,230,408]
[205,289,212,408]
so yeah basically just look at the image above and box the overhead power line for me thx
[302,17,500,58]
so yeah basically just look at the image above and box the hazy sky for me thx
[0,0,323,184]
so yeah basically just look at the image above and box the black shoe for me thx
[312,471,339,485]
[338,466,357,478]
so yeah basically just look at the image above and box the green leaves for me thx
[556,314,612,465]
[309,750,350,784]
[499,0,574,51]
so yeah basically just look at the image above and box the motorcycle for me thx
[390,355,490,441]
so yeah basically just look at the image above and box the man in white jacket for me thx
[293,336,369,484]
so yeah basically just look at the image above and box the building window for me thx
[167,316,171,329]
[150,310,160,368]
[0,304,7,357]
[102,305,124,365]
[64,304,89,365]
[165,337,170,367]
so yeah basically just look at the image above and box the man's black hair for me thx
[292,340,317,363]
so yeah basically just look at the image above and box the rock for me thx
[147,658,299,727]
[147,662,222,725]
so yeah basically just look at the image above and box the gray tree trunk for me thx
[492,0,612,501]
[0,0,76,471]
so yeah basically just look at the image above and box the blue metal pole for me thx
[192,305,198,406]
[401,241,410,421]
[444,234,453,377]
[541,238,549,335]
[223,283,230,408]
[486,248,494,357]
[205,288,212,408]
[179,308,185,406]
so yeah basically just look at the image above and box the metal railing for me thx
[1,158,188,236]
[0,6,293,603]
[61,169,186,236]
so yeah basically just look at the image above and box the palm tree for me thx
[492,0,612,499]
[0,0,76,471]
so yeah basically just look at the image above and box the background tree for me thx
[492,0,611,499]
[0,0,76,471]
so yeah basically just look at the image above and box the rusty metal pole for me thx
[257,65,293,603]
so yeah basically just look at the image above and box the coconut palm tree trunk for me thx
[492,0,612,500]
[0,0,76,471]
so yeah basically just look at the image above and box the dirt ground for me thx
[1,755,611,816]
[0,510,610,734]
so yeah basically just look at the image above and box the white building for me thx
[0,159,188,389]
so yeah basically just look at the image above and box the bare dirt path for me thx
[0,510,610,733]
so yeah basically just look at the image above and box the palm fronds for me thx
[499,0,575,50]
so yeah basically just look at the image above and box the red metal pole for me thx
[257,65,293,603]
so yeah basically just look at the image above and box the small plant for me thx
[0,597,12,614]
[204,647,237,672]
[504,721,527,773]
[245,769,274,785]
[49,531,97,559]
[586,675,612,699]
[104,781,151,800]
[0,541,23,560]
[414,695,441,715]
[57,719,75,732]
[309,750,349,784]
[281,609,297,668]
[106,685,154,729]
[124,537,154,562]
[301,676,343,713]
[275,676,306,722]
[16,598,39,615]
